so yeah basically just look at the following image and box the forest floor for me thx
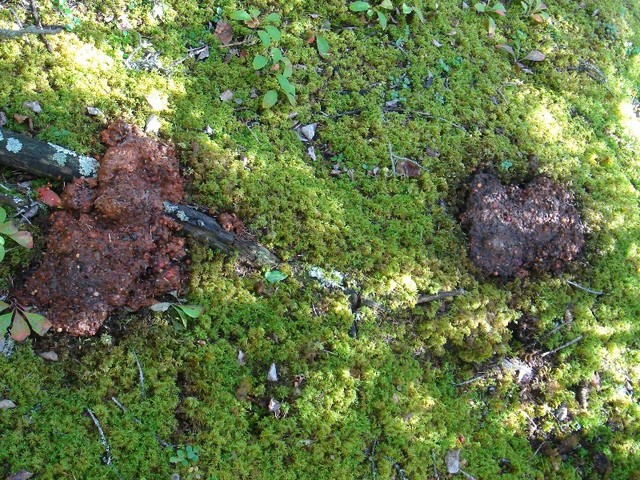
[1,0,640,478]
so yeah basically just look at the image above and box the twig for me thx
[111,397,174,448]
[86,408,112,466]
[0,26,63,38]
[30,0,53,52]
[369,439,378,480]
[540,335,583,358]
[528,441,546,460]
[416,289,466,304]
[460,470,477,480]
[453,373,487,387]
[408,111,467,132]
[432,451,440,479]
[218,37,257,48]
[385,457,409,480]
[132,350,145,400]
[566,280,604,296]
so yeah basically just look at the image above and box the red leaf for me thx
[214,21,233,45]
[37,187,62,207]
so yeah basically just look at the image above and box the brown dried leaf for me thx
[523,50,545,62]
[395,159,423,178]
[13,114,28,124]
[496,44,515,59]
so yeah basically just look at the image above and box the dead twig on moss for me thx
[86,408,113,466]
[566,280,604,296]
[540,335,583,358]
[416,289,466,304]
[132,350,145,400]
[0,26,63,38]
[386,457,409,480]
[29,0,53,52]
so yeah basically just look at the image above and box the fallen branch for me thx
[540,335,583,358]
[566,280,604,296]
[0,127,279,266]
[0,26,63,38]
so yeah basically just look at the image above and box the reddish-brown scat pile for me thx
[19,122,186,336]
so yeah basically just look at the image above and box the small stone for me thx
[445,449,461,474]
[432,39,442,47]
[0,399,16,409]
[145,114,161,134]
[307,146,317,161]
[298,123,317,141]
[39,351,59,361]
[0,111,7,127]
[23,101,42,114]
[86,107,103,116]
[237,350,246,366]
[268,398,281,416]
[204,125,214,136]
[219,90,234,102]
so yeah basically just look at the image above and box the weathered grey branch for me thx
[0,127,280,266]
[0,26,63,38]
[416,289,466,304]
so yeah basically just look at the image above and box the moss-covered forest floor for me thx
[1,0,640,478]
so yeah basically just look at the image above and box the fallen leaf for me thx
[6,470,33,480]
[523,50,545,62]
[23,101,42,114]
[214,21,233,45]
[267,362,278,382]
[307,146,317,160]
[0,399,16,409]
[306,32,316,44]
[145,114,161,134]
[395,159,423,178]
[13,114,29,124]
[445,449,461,474]
[39,351,59,361]
[10,314,30,342]
[268,398,281,416]
[496,44,515,59]
[219,89,234,102]
[237,350,246,366]
[36,187,62,207]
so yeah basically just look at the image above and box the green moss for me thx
[1,0,640,477]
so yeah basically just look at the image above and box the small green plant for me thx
[230,9,296,108]
[170,445,199,466]
[474,1,506,36]
[264,270,287,284]
[349,0,425,30]
[0,206,33,263]
[52,0,80,30]
[0,300,51,342]
[519,0,550,23]
[496,42,545,73]
[151,300,204,329]
[388,74,411,103]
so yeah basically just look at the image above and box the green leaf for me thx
[10,313,30,342]
[23,311,51,336]
[402,3,413,14]
[0,222,18,236]
[282,59,293,78]
[0,312,12,336]
[491,2,506,15]
[230,10,251,21]
[276,74,295,95]
[265,270,288,283]
[257,30,271,48]
[0,244,4,264]
[176,304,204,318]
[264,25,281,42]
[252,54,269,70]
[262,90,279,108]
[377,10,388,29]
[264,13,281,24]
[414,7,425,22]
[487,16,496,36]
[0,207,6,224]
[350,1,371,12]
[285,92,297,106]
[380,0,393,9]
[249,8,261,18]
[0,300,10,312]
[316,35,330,57]
[475,2,486,12]
[8,231,33,249]
[175,308,188,328]
[271,48,282,62]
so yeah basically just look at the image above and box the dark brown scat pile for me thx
[461,173,585,278]
[18,122,186,336]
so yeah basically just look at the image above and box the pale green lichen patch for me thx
[5,138,22,153]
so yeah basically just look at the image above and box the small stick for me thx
[566,280,604,296]
[528,441,546,460]
[416,289,466,304]
[432,451,440,479]
[132,350,145,400]
[29,0,53,52]
[460,470,477,480]
[453,374,486,387]
[540,335,583,358]
[86,408,112,466]
[369,439,378,480]
[385,457,409,480]
[0,26,63,38]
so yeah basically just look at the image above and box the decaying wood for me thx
[0,127,280,266]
